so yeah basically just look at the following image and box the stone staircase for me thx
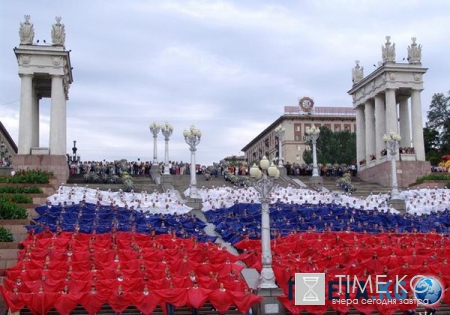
[66,174,162,193]
[318,176,391,198]
[0,179,57,275]
[170,173,236,196]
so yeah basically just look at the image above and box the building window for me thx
[297,145,301,151]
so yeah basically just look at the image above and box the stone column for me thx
[385,89,398,134]
[31,87,40,148]
[399,97,411,148]
[18,74,34,154]
[355,105,365,168]
[411,89,425,161]
[49,75,67,155]
[374,94,386,161]
[365,100,375,163]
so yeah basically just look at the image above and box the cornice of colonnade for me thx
[348,62,428,108]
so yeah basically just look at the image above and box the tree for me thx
[303,127,356,165]
[426,91,450,153]
[302,149,312,165]
[423,127,440,165]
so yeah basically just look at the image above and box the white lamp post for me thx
[306,125,321,177]
[149,122,161,165]
[250,156,280,289]
[274,125,285,168]
[161,122,174,175]
[183,125,201,199]
[383,131,402,200]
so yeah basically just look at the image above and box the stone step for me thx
[67,174,160,188]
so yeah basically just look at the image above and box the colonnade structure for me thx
[348,36,430,188]
[12,16,73,185]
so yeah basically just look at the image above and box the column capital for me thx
[19,73,33,78]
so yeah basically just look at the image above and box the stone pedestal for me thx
[256,288,285,315]
[357,160,431,188]
[186,198,202,211]
[388,198,406,213]
[11,154,69,187]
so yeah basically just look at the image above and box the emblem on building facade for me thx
[299,97,314,112]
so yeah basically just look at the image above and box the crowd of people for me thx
[52,185,191,214]
[4,172,450,314]
[1,231,259,315]
[68,159,210,177]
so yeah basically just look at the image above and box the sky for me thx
[1,1,449,165]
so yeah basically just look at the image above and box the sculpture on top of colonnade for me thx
[19,15,34,45]
[408,37,422,64]
[381,36,396,63]
[51,16,66,46]
[352,60,364,85]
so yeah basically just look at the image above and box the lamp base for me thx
[186,198,202,211]
[256,287,285,315]
[387,198,406,213]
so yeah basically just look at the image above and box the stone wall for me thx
[409,180,448,189]
[358,160,431,188]
[11,155,69,187]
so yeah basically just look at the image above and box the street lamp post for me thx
[274,125,285,168]
[250,156,280,289]
[383,131,402,200]
[306,125,321,177]
[149,122,161,166]
[183,125,201,199]
[71,140,80,163]
[161,122,174,175]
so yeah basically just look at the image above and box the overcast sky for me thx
[1,1,449,165]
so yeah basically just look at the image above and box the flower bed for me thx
[0,170,53,184]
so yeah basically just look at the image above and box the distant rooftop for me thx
[284,106,355,116]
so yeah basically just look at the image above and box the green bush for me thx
[0,226,14,242]
[0,186,43,194]
[7,194,33,204]
[0,169,53,184]
[417,174,450,182]
[0,196,28,219]
[445,182,450,189]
